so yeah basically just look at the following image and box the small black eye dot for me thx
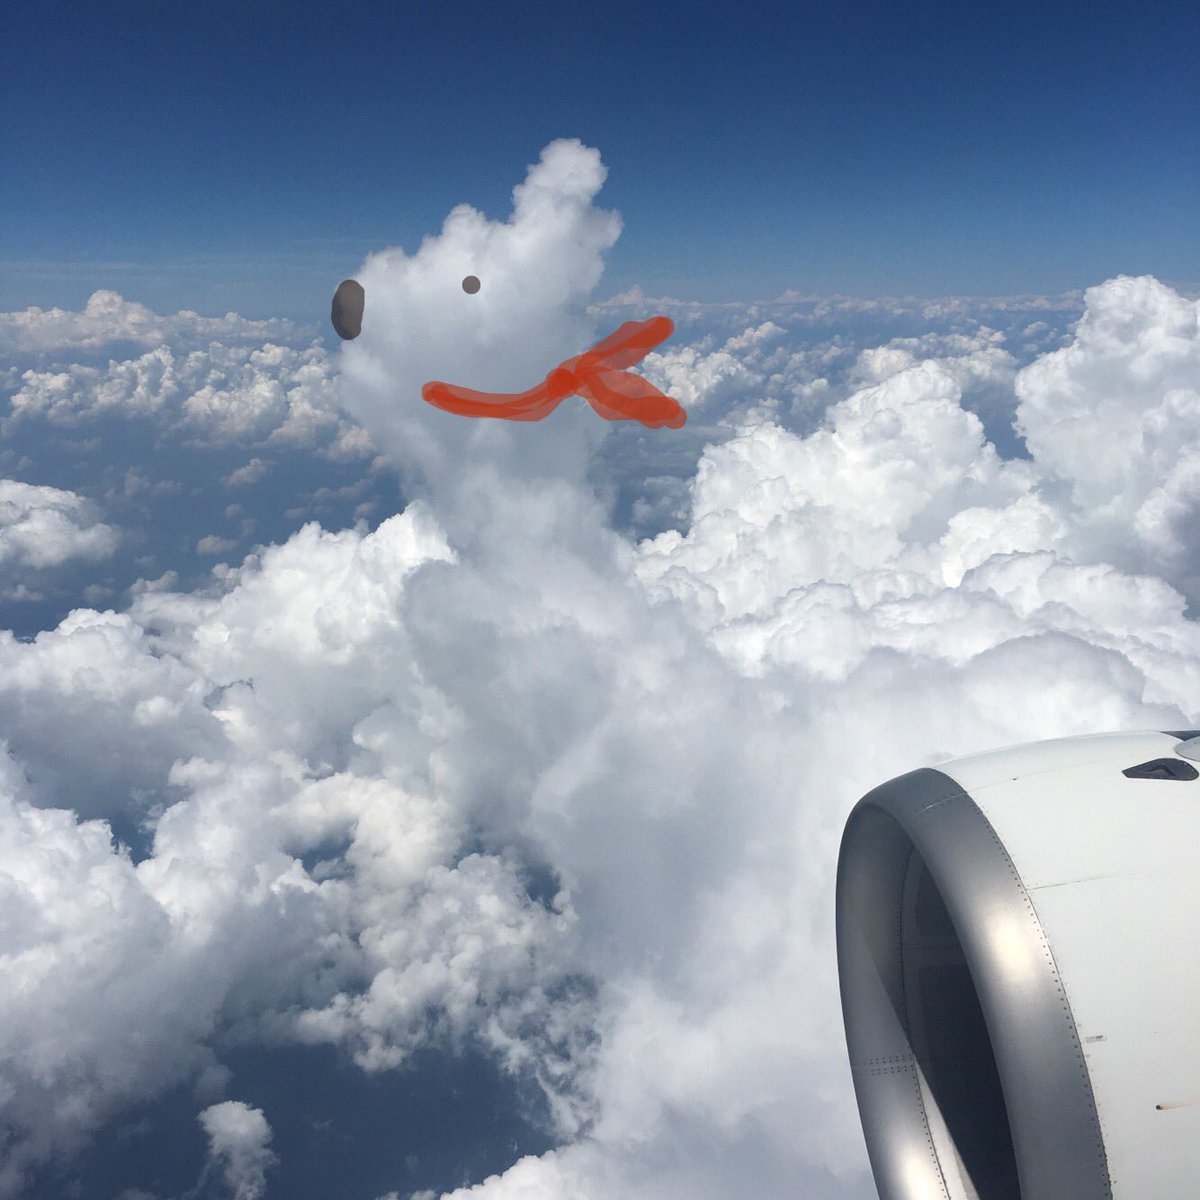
[462,275,481,294]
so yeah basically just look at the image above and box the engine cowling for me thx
[835,729,1200,1200]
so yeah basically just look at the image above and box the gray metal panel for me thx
[837,804,950,1198]
[1171,735,1200,762]
[1164,728,1200,761]
[836,767,1112,1200]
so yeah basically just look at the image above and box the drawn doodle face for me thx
[330,139,686,434]
[334,264,680,429]
[332,276,480,341]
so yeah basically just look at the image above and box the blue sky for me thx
[2,6,1200,1200]
[3,0,1197,321]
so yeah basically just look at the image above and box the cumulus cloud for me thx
[0,741,224,1196]
[636,328,767,417]
[0,478,120,574]
[0,606,225,820]
[0,289,303,356]
[1015,274,1200,593]
[5,339,360,455]
[0,289,377,466]
[196,1101,277,1200]
[337,137,624,524]
[223,458,271,487]
[2,134,1199,1200]
[196,534,238,556]
[0,507,602,1194]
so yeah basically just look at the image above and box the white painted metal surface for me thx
[938,731,1200,1199]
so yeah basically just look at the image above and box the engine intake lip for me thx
[835,767,1112,1200]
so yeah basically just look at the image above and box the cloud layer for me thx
[0,479,119,573]
[0,289,302,356]
[1,137,1198,1198]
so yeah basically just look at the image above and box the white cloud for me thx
[224,458,271,487]
[440,1151,600,1199]
[0,508,595,1185]
[114,466,182,501]
[196,534,237,556]
[635,362,1045,631]
[129,568,179,594]
[0,289,303,355]
[636,336,762,417]
[7,345,177,422]
[0,742,224,1197]
[1015,274,1200,592]
[6,340,360,456]
[0,291,376,462]
[337,137,624,526]
[0,478,120,572]
[0,607,225,820]
[848,327,1011,387]
[196,1101,277,1200]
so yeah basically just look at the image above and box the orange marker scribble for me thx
[421,316,686,429]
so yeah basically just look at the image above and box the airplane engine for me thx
[835,729,1200,1199]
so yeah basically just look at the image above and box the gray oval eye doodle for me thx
[331,278,365,340]
[462,275,481,294]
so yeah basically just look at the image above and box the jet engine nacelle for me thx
[836,730,1200,1199]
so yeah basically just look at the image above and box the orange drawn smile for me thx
[421,316,686,429]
